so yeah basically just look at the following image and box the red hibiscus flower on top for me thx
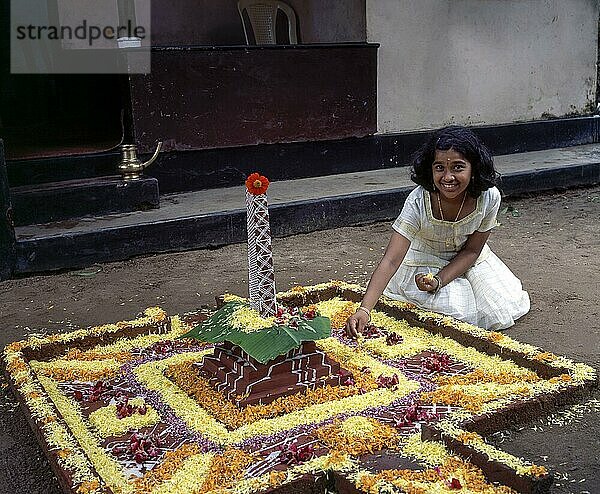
[245,172,270,195]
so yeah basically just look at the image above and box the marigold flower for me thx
[488,331,504,342]
[133,443,201,492]
[57,448,72,459]
[315,417,399,456]
[549,373,572,383]
[524,464,548,477]
[245,172,270,195]
[7,359,27,373]
[201,449,255,491]
[456,431,481,444]
[76,479,99,494]
[6,341,25,352]
[269,470,287,486]
[533,351,558,362]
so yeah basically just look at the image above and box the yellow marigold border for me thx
[2,283,597,494]
[0,308,180,494]
[3,352,102,492]
[314,416,400,457]
[31,358,122,382]
[437,421,548,479]
[88,398,160,438]
[352,455,515,494]
[296,281,596,382]
[134,351,419,446]
[38,375,132,493]
[377,296,595,381]
[400,432,451,467]
[4,307,169,353]
[148,452,214,494]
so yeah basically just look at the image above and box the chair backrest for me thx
[237,0,298,45]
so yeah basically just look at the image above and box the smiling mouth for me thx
[440,183,459,189]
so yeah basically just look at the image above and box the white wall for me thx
[287,0,366,43]
[367,0,599,133]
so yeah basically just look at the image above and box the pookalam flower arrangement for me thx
[2,281,597,494]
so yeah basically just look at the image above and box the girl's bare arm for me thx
[346,232,411,337]
[418,230,491,292]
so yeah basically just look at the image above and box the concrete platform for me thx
[11,176,159,226]
[13,144,600,274]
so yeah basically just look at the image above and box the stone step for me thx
[10,176,159,226]
[12,143,600,274]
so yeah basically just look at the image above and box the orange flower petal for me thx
[245,173,270,195]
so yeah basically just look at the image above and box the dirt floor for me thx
[1,184,599,494]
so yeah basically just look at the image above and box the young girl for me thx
[346,125,530,337]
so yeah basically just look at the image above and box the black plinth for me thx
[10,175,159,226]
[0,139,16,280]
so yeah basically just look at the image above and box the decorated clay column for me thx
[245,173,277,317]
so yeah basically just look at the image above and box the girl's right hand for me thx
[345,310,370,339]
[415,272,439,292]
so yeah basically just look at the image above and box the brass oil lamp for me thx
[118,142,162,180]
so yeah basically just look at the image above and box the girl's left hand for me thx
[415,273,439,292]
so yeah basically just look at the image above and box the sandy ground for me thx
[1,184,599,494]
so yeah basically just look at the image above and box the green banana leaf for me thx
[180,301,331,364]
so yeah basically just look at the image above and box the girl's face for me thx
[432,148,473,200]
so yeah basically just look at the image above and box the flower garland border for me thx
[1,307,172,494]
[3,284,598,494]
[134,350,419,446]
[277,281,597,383]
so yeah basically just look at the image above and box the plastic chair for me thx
[237,0,298,45]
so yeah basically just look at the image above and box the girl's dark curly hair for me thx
[410,125,500,197]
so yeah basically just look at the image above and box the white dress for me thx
[384,186,530,330]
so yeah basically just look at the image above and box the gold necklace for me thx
[437,190,467,222]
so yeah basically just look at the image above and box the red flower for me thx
[376,373,399,389]
[245,172,270,195]
[421,352,451,373]
[385,332,403,345]
[279,440,314,465]
[447,478,462,489]
[362,324,384,339]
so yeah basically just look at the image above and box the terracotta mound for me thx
[200,341,342,406]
